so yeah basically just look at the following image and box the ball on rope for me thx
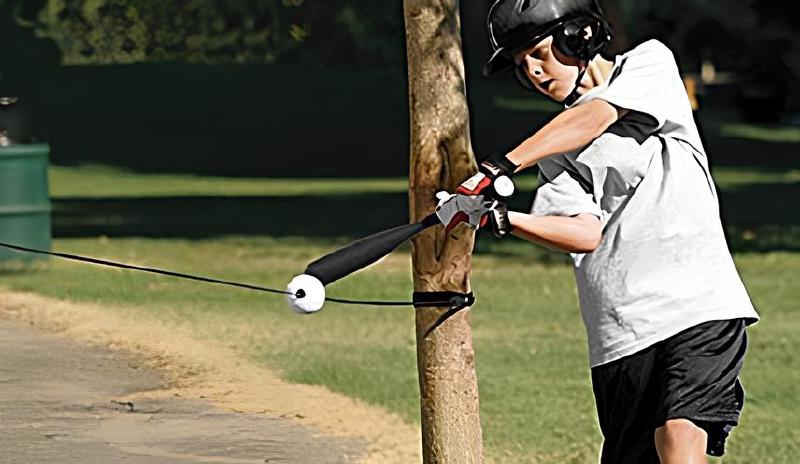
[286,274,325,314]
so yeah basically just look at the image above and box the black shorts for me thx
[591,318,749,463]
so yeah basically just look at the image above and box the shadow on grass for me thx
[52,192,539,238]
[719,182,800,252]
[708,137,798,171]
[52,182,799,252]
[0,266,42,276]
[53,193,413,239]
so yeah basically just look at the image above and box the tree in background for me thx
[6,0,405,70]
[7,0,799,92]
[31,0,302,65]
[614,0,799,117]
[611,0,751,68]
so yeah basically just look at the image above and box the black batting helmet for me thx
[483,0,612,77]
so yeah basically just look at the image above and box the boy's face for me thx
[514,35,588,102]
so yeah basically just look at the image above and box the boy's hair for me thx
[483,0,612,77]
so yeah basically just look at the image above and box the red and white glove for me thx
[457,156,519,199]
[435,192,513,238]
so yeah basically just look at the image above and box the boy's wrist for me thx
[479,156,519,178]
[488,202,512,238]
[505,149,537,171]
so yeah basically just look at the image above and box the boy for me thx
[439,0,759,462]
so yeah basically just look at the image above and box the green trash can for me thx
[0,143,51,262]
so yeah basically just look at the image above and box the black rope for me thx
[0,241,463,308]
[0,241,293,295]
[325,296,412,306]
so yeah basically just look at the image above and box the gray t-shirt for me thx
[532,40,759,367]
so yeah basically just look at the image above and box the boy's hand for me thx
[488,201,512,238]
[457,157,518,199]
[435,192,511,238]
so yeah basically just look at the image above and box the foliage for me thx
[26,0,307,65]
[7,0,799,84]
[11,0,404,68]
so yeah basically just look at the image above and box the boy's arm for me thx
[507,99,627,172]
[458,98,627,197]
[508,211,602,253]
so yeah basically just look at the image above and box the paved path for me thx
[0,320,363,464]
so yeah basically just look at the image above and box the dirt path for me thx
[0,319,361,463]
[0,290,421,463]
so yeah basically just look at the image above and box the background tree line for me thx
[0,0,797,176]
[3,0,798,78]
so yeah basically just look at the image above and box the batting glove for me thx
[457,156,518,199]
[435,192,511,238]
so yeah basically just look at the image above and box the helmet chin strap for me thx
[561,61,588,106]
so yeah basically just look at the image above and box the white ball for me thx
[285,274,326,314]
[493,175,515,198]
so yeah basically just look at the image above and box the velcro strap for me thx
[480,156,518,178]
[412,291,475,310]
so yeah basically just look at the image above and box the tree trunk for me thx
[403,1,483,462]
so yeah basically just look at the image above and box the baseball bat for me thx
[305,213,440,285]
[286,213,441,314]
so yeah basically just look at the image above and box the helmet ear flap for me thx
[553,17,612,61]
[553,18,593,60]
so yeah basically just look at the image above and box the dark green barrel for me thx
[0,143,51,261]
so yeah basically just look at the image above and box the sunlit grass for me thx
[49,164,543,198]
[720,124,800,144]
[49,163,797,200]
[711,167,800,189]
[1,237,796,463]
[49,164,411,198]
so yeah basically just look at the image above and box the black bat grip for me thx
[305,213,439,285]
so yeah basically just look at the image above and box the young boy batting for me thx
[437,0,759,462]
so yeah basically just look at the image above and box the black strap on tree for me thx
[413,291,475,310]
[413,291,476,338]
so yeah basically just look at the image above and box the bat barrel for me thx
[305,214,439,285]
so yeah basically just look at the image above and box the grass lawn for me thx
[1,161,798,462]
[49,164,416,198]
[1,238,797,463]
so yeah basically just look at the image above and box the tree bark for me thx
[403,1,483,462]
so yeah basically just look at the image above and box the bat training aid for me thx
[0,239,476,318]
[302,213,440,286]
[286,212,444,314]
[0,208,478,322]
